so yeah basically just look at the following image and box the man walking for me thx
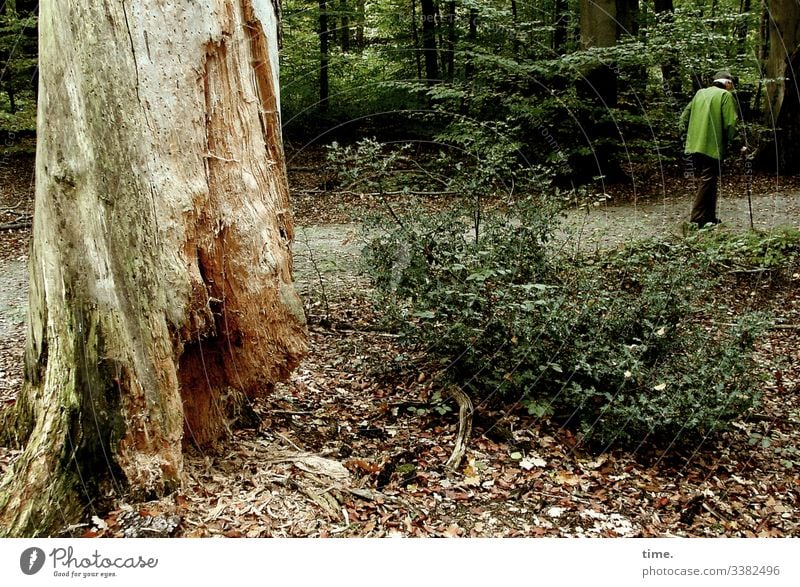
[680,70,739,227]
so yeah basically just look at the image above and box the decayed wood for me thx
[444,385,473,471]
[0,0,306,537]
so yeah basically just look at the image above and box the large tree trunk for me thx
[0,0,307,537]
[764,0,800,171]
[578,0,623,181]
[580,0,618,107]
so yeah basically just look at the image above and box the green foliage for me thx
[0,4,37,135]
[685,227,800,271]
[362,196,775,448]
[280,0,768,182]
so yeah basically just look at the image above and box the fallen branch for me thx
[297,188,457,198]
[445,386,473,471]
[745,414,800,426]
[0,220,31,231]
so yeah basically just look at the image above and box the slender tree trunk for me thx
[412,0,423,79]
[616,0,638,39]
[737,0,752,56]
[319,0,330,111]
[617,0,643,96]
[340,0,350,53]
[465,7,477,80]
[356,0,365,49]
[445,1,456,79]
[579,0,623,180]
[755,1,770,112]
[420,0,439,83]
[654,0,681,98]
[553,0,568,54]
[435,3,446,77]
[509,0,520,56]
[0,0,306,537]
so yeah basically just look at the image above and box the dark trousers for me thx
[688,153,722,226]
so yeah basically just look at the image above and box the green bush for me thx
[362,199,769,448]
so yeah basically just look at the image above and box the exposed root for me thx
[444,386,473,471]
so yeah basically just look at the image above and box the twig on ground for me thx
[296,227,331,318]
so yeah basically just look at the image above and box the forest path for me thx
[291,186,800,292]
[3,184,800,342]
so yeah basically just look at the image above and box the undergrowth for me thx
[361,199,797,448]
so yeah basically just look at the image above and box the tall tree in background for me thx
[763,0,800,172]
[465,6,478,79]
[319,0,330,110]
[420,0,439,82]
[340,0,350,53]
[0,0,306,537]
[411,0,423,79]
[356,0,365,49]
[654,0,681,98]
[580,0,618,107]
[445,0,456,79]
[553,0,569,54]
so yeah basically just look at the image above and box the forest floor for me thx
[1,153,799,537]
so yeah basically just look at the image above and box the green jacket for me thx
[680,86,738,161]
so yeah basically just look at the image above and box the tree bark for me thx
[0,0,306,537]
[764,0,800,171]
[580,0,618,107]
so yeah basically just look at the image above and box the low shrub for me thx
[362,198,771,448]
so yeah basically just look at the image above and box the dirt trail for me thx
[561,189,799,249]
[4,189,800,337]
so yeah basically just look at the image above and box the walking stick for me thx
[742,146,754,230]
